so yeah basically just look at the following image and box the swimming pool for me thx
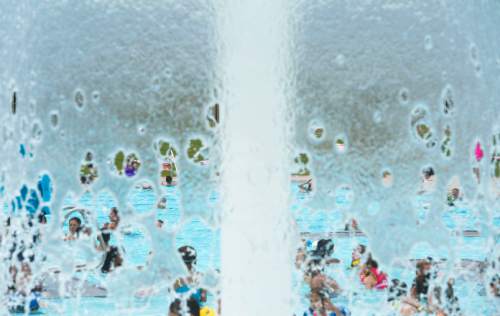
[11,184,497,315]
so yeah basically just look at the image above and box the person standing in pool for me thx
[302,239,345,316]
[169,245,210,316]
[98,207,123,273]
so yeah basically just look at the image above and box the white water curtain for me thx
[1,1,500,315]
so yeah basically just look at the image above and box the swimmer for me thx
[399,286,424,316]
[97,207,122,272]
[447,188,460,206]
[100,246,122,273]
[7,263,43,313]
[165,175,173,186]
[64,217,82,241]
[170,246,209,316]
[299,179,313,192]
[344,218,360,232]
[100,207,120,233]
[350,244,366,268]
[359,255,387,290]
[399,258,450,316]
[304,291,348,316]
[296,239,308,269]
[157,196,167,209]
[302,239,343,316]
[490,274,500,297]
[156,219,164,229]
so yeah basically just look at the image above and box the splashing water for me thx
[1,1,500,316]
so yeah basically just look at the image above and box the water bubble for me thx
[74,89,85,109]
[335,136,347,153]
[49,111,59,129]
[424,35,433,50]
[187,138,208,165]
[470,43,478,63]
[382,169,393,187]
[426,138,438,149]
[28,99,36,115]
[80,152,98,185]
[416,123,432,140]
[475,64,482,77]
[441,85,454,115]
[11,92,16,114]
[31,121,43,142]
[152,76,161,92]
[206,103,220,128]
[334,184,354,209]
[367,202,381,216]
[92,90,100,104]
[308,120,325,141]
[137,125,146,135]
[398,87,410,105]
[441,125,453,158]
[113,151,141,177]
[373,110,382,123]
[163,66,173,79]
[335,54,346,67]
[124,153,141,177]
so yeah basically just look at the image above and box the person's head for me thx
[365,253,378,269]
[312,239,334,259]
[21,262,31,275]
[416,259,431,275]
[38,212,47,224]
[109,207,119,222]
[310,291,324,310]
[166,175,173,185]
[178,245,197,271]
[69,217,82,234]
[156,219,164,228]
[490,275,500,297]
[423,167,435,179]
[353,244,366,258]
[451,188,460,199]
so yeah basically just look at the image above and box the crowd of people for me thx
[1,202,220,315]
[294,234,500,316]
[2,172,498,316]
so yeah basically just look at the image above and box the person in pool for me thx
[102,207,120,230]
[299,179,313,193]
[169,246,208,316]
[400,258,449,316]
[350,244,366,268]
[359,255,388,290]
[97,207,122,273]
[7,262,43,313]
[302,239,345,316]
[64,217,82,241]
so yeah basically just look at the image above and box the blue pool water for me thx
[5,184,500,315]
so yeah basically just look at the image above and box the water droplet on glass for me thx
[74,89,85,110]
[92,90,100,104]
[424,35,433,50]
[31,121,43,142]
[398,87,409,105]
[49,111,59,129]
